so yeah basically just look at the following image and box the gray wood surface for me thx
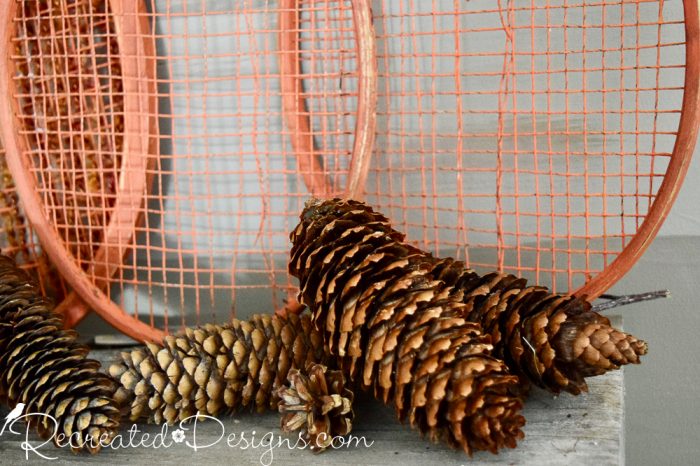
[0,319,624,465]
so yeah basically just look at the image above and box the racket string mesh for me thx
[0,146,67,300]
[2,0,692,338]
[10,0,361,329]
[365,0,682,292]
[14,0,124,268]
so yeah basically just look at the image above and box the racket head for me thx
[2,1,696,342]
[364,0,699,295]
[0,0,372,341]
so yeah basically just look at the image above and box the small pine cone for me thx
[294,198,647,395]
[277,363,354,452]
[109,312,327,425]
[0,255,119,453]
[290,198,526,455]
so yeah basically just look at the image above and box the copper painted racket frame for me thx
[278,0,700,301]
[574,0,700,299]
[277,0,377,315]
[0,0,376,341]
[279,0,376,198]
[0,0,161,341]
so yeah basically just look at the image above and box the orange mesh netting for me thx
[364,0,698,295]
[0,0,696,342]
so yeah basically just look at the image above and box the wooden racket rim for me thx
[0,0,163,342]
[575,0,700,300]
[277,0,376,315]
[278,0,376,199]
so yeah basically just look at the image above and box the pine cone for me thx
[292,198,647,395]
[0,255,119,453]
[109,312,327,424]
[278,363,354,452]
[290,198,526,455]
[429,262,648,394]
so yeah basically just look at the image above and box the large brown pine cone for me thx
[291,198,647,395]
[429,261,647,394]
[290,198,526,455]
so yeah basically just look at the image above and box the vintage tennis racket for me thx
[0,0,696,342]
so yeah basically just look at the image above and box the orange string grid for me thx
[364,0,694,295]
[0,144,68,300]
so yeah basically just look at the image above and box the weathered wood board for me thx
[0,320,624,465]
